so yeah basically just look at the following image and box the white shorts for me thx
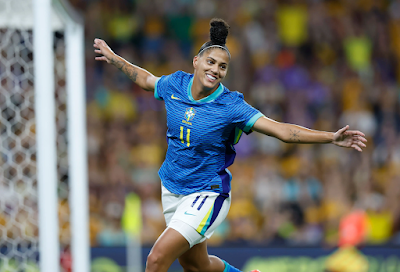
[161,184,231,248]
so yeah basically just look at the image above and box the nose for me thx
[210,64,218,75]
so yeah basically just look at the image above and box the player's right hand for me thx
[93,38,115,63]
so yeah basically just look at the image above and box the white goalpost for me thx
[34,0,59,271]
[0,0,88,271]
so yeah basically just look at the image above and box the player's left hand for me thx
[332,125,367,152]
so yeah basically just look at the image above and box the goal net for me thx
[0,0,88,271]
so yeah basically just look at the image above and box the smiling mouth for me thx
[206,74,217,81]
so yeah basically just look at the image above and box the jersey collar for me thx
[187,76,224,103]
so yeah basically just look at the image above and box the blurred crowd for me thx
[67,0,400,247]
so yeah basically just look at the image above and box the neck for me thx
[191,75,219,101]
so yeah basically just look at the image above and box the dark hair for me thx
[197,18,231,58]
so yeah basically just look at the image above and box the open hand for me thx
[93,38,115,63]
[332,125,367,152]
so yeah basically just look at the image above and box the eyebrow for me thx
[207,57,227,66]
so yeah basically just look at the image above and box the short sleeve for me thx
[154,74,171,101]
[231,93,264,133]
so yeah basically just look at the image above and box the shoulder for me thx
[169,70,192,83]
[158,71,192,89]
[157,71,193,101]
[159,70,192,84]
[164,71,192,92]
[214,87,245,105]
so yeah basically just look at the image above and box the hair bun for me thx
[210,18,230,46]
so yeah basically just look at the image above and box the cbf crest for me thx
[184,107,196,122]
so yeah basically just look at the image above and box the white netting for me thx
[0,0,63,30]
[0,3,70,271]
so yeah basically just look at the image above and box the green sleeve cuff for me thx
[243,112,264,133]
[154,78,162,101]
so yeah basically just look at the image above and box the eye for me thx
[220,65,227,70]
[207,60,214,65]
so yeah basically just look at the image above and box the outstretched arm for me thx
[252,116,367,152]
[93,38,158,92]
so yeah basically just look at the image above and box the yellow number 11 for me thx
[180,126,191,147]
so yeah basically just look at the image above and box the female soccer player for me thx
[94,18,367,272]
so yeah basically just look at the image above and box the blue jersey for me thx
[154,71,264,195]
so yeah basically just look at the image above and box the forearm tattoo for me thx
[289,129,301,142]
[111,57,138,82]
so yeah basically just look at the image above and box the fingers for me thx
[350,138,366,152]
[94,38,104,44]
[93,38,113,62]
[355,140,366,148]
[93,38,107,49]
[337,125,349,135]
[94,39,105,58]
[352,135,367,143]
[334,126,367,152]
[346,130,366,137]
[359,136,367,143]
[351,144,363,152]
[95,56,108,62]
[94,47,105,59]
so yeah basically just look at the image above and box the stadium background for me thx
[79,0,400,247]
[13,0,400,271]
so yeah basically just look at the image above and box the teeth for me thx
[206,74,216,80]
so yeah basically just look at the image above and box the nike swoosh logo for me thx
[171,94,180,100]
[184,211,196,216]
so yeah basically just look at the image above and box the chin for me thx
[204,80,219,89]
